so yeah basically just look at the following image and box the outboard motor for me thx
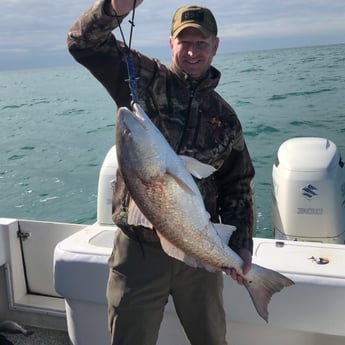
[272,137,345,244]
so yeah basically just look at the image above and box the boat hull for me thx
[53,222,345,345]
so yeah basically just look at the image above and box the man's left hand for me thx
[223,248,252,285]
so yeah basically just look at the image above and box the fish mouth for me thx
[132,102,147,129]
[118,103,147,132]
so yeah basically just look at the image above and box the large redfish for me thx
[116,103,294,322]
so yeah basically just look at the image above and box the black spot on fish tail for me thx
[244,265,294,323]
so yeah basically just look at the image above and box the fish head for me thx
[116,105,167,183]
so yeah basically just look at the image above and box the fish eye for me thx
[123,127,131,136]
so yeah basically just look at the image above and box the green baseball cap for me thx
[171,5,218,38]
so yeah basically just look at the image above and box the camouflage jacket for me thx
[67,0,255,253]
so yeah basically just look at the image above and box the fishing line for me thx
[115,0,140,104]
[115,0,137,51]
[128,0,137,50]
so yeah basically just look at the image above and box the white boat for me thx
[1,137,345,345]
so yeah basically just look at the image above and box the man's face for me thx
[170,27,219,79]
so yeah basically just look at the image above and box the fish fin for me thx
[211,223,236,245]
[165,156,215,195]
[166,172,196,195]
[127,198,153,229]
[244,264,294,322]
[157,232,218,272]
[179,155,217,179]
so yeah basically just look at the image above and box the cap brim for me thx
[172,23,212,38]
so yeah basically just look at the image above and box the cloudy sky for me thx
[1,0,345,70]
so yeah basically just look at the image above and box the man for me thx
[68,1,255,344]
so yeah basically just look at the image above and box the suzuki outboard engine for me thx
[272,137,345,244]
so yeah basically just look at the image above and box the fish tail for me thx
[244,265,294,322]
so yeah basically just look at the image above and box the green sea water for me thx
[1,44,344,238]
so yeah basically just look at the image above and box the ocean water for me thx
[1,44,344,238]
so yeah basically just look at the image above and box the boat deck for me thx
[4,326,70,345]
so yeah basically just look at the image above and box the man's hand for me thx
[223,248,252,285]
[111,0,144,16]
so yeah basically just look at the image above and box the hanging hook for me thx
[125,54,140,104]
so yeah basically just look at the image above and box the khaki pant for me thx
[107,229,227,345]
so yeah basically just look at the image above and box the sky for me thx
[1,0,345,70]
